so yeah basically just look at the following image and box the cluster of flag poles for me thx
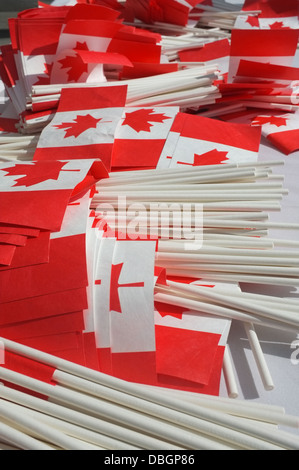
[0,0,299,451]
[0,336,299,450]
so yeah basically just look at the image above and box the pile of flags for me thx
[0,0,299,450]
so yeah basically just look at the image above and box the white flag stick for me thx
[156,251,299,267]
[1,399,133,451]
[222,345,239,399]
[0,385,175,451]
[244,323,275,391]
[0,399,101,450]
[163,268,299,288]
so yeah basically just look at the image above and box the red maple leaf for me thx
[54,114,105,138]
[246,15,260,27]
[252,115,288,127]
[33,62,53,86]
[1,161,78,187]
[178,149,229,166]
[269,21,290,30]
[121,108,172,132]
[58,41,89,82]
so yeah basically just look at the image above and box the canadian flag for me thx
[234,14,299,30]
[251,111,299,154]
[126,0,192,26]
[111,106,179,170]
[13,16,64,95]
[33,85,127,171]
[234,59,299,87]
[157,112,261,169]
[0,191,97,369]
[92,237,157,384]
[228,29,299,83]
[0,158,107,232]
[50,4,123,84]
[154,278,235,395]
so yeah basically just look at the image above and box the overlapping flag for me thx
[0,0,299,450]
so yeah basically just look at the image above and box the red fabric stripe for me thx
[0,189,72,232]
[111,350,157,385]
[63,19,123,38]
[267,128,299,154]
[0,288,88,325]
[18,19,63,56]
[111,139,167,168]
[179,39,230,62]
[34,143,113,172]
[230,29,299,57]
[0,234,88,304]
[55,85,127,112]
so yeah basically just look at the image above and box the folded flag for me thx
[252,111,299,154]
[0,158,107,232]
[228,29,299,83]
[111,106,179,170]
[156,112,261,169]
[33,85,127,171]
[91,235,157,385]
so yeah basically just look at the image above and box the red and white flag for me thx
[34,85,127,171]
[111,106,179,170]
[178,39,231,81]
[11,16,64,96]
[109,239,157,384]
[92,237,157,384]
[157,112,261,169]
[238,0,299,30]
[228,29,299,83]
[0,158,107,232]
[50,5,123,84]
[126,0,192,26]
[252,111,299,154]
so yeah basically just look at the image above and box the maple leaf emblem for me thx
[58,41,89,82]
[1,161,78,187]
[269,21,290,30]
[54,114,105,138]
[121,108,172,132]
[178,149,229,166]
[252,116,288,127]
[246,15,260,27]
[33,62,53,86]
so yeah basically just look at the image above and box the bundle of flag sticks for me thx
[1,0,299,452]
[0,336,298,450]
